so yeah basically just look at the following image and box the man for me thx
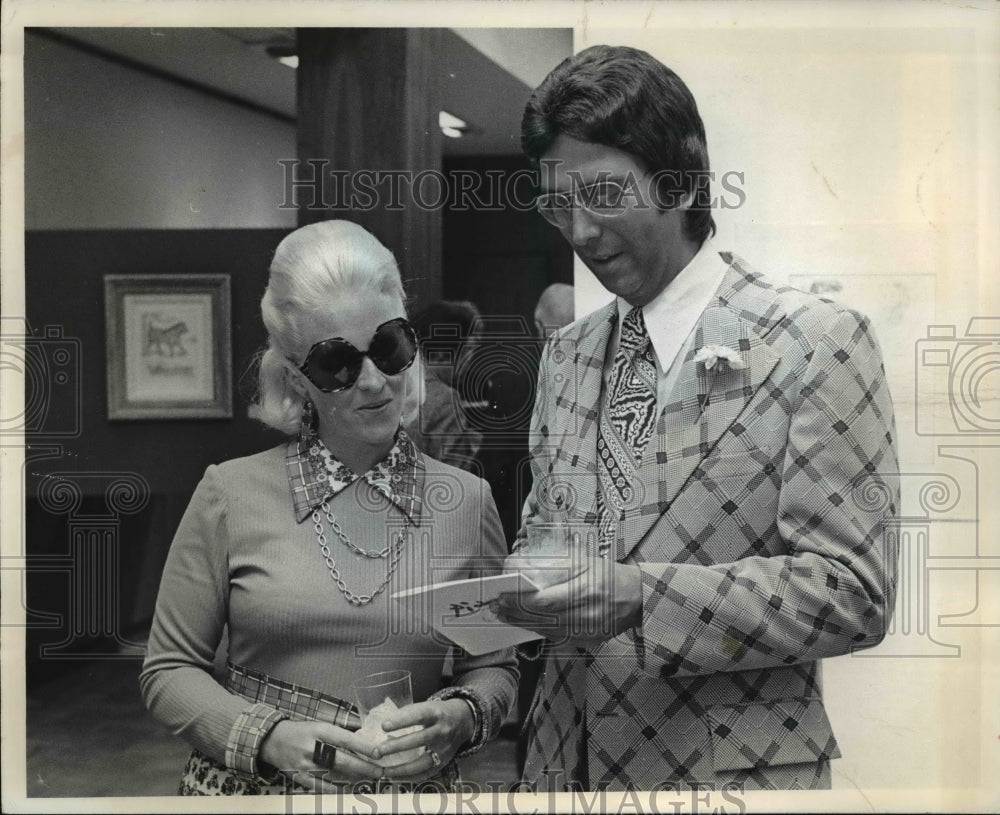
[534,282,575,339]
[497,45,899,792]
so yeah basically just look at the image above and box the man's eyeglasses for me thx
[535,179,638,229]
[296,317,418,393]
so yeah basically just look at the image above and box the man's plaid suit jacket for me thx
[518,254,900,791]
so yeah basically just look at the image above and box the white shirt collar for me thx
[616,238,729,374]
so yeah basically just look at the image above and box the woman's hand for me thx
[258,719,385,792]
[369,698,474,782]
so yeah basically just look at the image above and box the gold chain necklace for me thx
[312,498,409,605]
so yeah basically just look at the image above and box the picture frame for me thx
[104,274,233,420]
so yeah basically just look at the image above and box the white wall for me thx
[571,3,999,798]
[452,28,573,89]
[24,31,297,230]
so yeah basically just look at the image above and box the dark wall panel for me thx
[442,154,572,324]
[24,229,290,488]
[23,228,289,683]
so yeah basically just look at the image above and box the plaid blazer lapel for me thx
[541,303,616,544]
[616,268,782,561]
[567,301,617,464]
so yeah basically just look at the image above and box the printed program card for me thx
[392,572,542,655]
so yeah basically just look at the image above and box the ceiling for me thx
[48,27,572,156]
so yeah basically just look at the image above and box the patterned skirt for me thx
[179,661,460,796]
[179,748,460,795]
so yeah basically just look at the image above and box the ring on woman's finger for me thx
[428,749,442,768]
[313,739,337,771]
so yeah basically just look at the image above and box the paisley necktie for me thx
[596,306,658,557]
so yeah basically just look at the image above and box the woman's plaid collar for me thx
[285,427,425,524]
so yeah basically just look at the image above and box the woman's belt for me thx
[225,660,363,731]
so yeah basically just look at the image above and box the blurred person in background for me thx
[533,283,574,339]
[404,300,483,472]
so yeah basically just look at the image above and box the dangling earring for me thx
[301,398,316,432]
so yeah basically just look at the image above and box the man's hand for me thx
[495,552,643,648]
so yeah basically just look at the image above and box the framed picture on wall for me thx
[104,274,232,420]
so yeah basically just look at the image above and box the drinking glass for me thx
[350,670,425,767]
[518,521,587,589]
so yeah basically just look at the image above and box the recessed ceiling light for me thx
[439,110,469,138]
[265,44,298,69]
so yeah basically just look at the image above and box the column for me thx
[297,28,443,308]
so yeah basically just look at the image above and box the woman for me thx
[139,220,518,795]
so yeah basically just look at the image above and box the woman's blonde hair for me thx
[249,220,422,435]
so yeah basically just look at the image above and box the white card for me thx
[391,572,542,655]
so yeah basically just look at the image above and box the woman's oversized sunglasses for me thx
[296,317,418,393]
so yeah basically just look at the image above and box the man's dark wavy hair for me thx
[521,44,716,243]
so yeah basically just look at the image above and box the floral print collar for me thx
[285,425,425,524]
